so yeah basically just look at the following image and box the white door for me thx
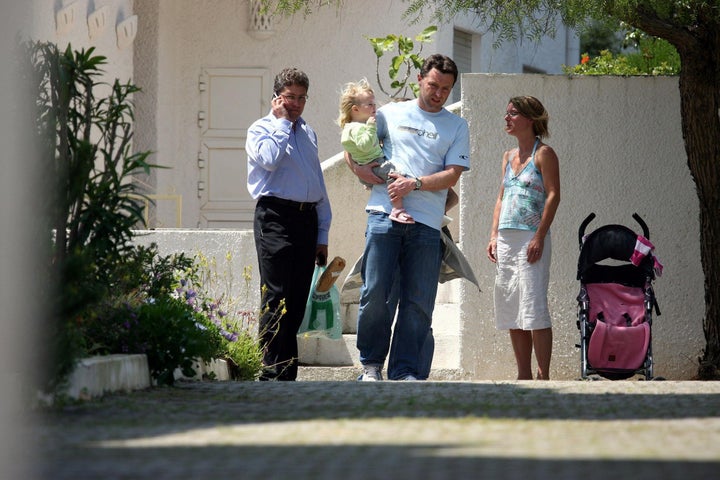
[198,67,270,228]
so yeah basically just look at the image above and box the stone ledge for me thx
[67,355,232,400]
[174,358,231,382]
[66,354,151,400]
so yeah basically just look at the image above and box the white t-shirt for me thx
[367,100,471,230]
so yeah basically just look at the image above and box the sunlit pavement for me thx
[35,379,720,480]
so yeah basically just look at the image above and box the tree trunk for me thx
[675,26,720,379]
[633,8,720,378]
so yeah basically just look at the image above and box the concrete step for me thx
[340,280,462,334]
[299,301,462,369]
[296,365,470,381]
[298,332,460,369]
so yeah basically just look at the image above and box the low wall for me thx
[66,354,150,400]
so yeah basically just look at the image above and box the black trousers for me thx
[254,197,318,380]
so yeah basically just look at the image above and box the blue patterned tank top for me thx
[499,138,546,231]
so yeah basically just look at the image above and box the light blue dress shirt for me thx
[246,112,331,245]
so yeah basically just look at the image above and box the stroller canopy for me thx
[577,217,655,287]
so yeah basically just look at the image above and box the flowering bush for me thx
[172,252,263,381]
[81,244,263,385]
[126,295,225,386]
[564,40,679,76]
[563,49,642,75]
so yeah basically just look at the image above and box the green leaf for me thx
[398,37,414,54]
[416,25,437,42]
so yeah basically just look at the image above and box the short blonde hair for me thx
[337,78,374,128]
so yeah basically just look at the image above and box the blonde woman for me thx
[487,96,561,380]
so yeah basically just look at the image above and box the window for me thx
[452,29,472,103]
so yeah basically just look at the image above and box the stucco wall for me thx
[30,0,136,95]
[458,74,704,380]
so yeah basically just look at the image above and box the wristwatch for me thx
[414,177,423,191]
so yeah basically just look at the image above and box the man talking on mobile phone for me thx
[246,67,332,381]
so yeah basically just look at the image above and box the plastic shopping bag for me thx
[298,257,346,340]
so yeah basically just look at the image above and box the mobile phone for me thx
[316,252,326,266]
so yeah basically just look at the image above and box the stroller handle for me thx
[632,213,650,239]
[578,213,596,247]
[578,212,651,247]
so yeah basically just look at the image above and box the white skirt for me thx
[494,229,552,330]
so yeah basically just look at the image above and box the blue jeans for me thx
[357,212,442,380]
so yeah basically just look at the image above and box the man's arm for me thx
[387,165,464,199]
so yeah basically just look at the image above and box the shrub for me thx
[30,40,158,394]
[564,49,642,75]
[174,253,263,381]
[564,33,679,76]
[225,330,264,381]
[80,244,263,385]
[126,296,225,386]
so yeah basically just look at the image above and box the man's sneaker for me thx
[358,365,383,381]
[400,374,418,381]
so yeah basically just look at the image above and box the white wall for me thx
[30,0,136,94]
[459,74,704,380]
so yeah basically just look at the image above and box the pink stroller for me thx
[576,213,661,380]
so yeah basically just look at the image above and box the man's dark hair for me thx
[273,67,309,95]
[420,54,458,85]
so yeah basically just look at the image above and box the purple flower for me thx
[223,331,238,342]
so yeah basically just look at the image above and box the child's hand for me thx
[366,116,376,125]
